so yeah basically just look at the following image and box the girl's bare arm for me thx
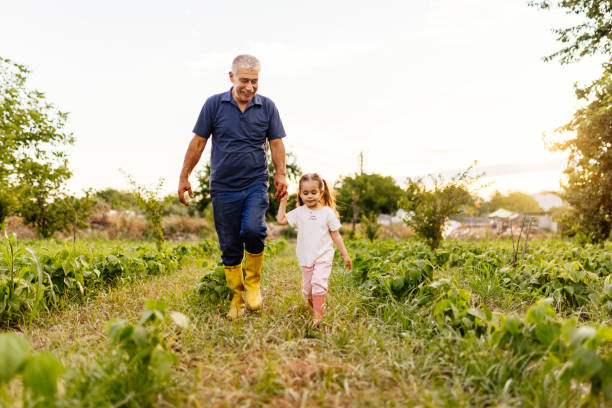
[330,230,352,269]
[276,195,289,225]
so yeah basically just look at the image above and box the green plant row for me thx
[348,239,611,314]
[344,239,612,403]
[0,300,188,407]
[427,279,612,402]
[0,234,219,325]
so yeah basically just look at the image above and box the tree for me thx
[18,161,73,238]
[192,162,212,216]
[125,175,170,251]
[487,191,543,213]
[549,71,612,242]
[530,0,612,64]
[360,212,381,241]
[334,173,403,224]
[94,188,137,210]
[533,2,612,242]
[0,57,74,229]
[400,167,478,250]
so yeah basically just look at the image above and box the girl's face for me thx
[299,180,323,209]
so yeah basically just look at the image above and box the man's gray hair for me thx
[231,54,261,73]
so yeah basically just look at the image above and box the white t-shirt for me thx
[285,205,342,267]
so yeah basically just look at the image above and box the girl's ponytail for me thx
[321,178,338,215]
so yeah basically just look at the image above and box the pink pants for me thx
[300,261,332,298]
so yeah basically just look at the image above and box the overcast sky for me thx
[1,0,606,197]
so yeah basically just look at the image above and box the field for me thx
[1,236,611,407]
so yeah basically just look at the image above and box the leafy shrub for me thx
[196,264,230,304]
[265,239,287,257]
[0,333,64,406]
[0,300,189,407]
[350,240,434,299]
[281,225,297,239]
[515,261,599,309]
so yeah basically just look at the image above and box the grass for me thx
[3,238,611,406]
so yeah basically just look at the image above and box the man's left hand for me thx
[274,173,288,200]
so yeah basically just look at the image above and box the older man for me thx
[178,55,287,319]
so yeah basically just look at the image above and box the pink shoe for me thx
[312,294,325,323]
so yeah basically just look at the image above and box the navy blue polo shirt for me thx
[193,88,286,192]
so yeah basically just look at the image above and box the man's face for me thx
[229,68,259,105]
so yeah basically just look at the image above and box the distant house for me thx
[487,208,519,220]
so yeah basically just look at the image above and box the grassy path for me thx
[18,245,428,407]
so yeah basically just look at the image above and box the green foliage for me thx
[0,57,75,229]
[20,191,96,239]
[513,260,600,309]
[0,57,92,238]
[0,236,210,325]
[350,240,434,300]
[346,238,612,403]
[483,190,543,214]
[94,188,137,210]
[63,301,186,407]
[359,211,381,241]
[530,0,612,64]
[334,173,403,223]
[196,264,231,304]
[401,166,478,250]
[0,333,63,406]
[0,300,187,407]
[489,299,612,402]
[193,162,212,216]
[265,238,288,257]
[125,175,170,250]
[0,190,15,231]
[281,224,297,239]
[548,69,612,243]
[533,1,612,243]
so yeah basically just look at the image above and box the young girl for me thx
[276,173,351,324]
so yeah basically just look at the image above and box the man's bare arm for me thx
[269,138,287,200]
[178,135,208,206]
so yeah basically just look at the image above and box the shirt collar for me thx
[222,87,262,107]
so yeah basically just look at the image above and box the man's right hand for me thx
[178,135,207,206]
[178,177,193,206]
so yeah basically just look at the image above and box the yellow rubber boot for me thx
[244,250,264,311]
[224,264,245,319]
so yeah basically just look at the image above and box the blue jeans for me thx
[211,183,269,266]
